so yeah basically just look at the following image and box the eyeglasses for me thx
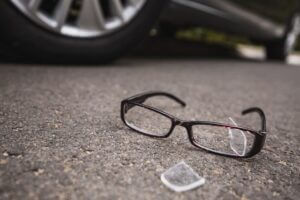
[121,91,267,158]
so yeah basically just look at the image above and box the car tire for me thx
[0,0,167,64]
[265,14,300,61]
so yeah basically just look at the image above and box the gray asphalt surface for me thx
[0,49,300,199]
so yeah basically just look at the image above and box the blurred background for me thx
[1,0,299,64]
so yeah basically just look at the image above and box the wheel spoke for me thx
[77,0,106,30]
[54,0,73,30]
[128,0,139,6]
[128,0,145,7]
[28,0,42,12]
[111,0,124,20]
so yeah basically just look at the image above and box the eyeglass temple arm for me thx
[131,91,186,107]
[242,107,266,132]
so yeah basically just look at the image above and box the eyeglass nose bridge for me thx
[174,119,188,127]
[172,120,194,140]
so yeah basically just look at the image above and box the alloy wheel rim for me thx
[10,0,146,38]
[285,15,300,54]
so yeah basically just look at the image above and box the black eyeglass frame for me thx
[121,91,267,158]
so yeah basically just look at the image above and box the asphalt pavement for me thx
[0,41,299,200]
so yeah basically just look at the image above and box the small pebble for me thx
[34,169,44,176]
[278,161,287,166]
[0,159,8,165]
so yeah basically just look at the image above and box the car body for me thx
[163,0,299,42]
[161,0,300,60]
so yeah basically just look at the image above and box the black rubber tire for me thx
[265,40,287,61]
[265,14,299,62]
[0,0,167,64]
